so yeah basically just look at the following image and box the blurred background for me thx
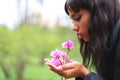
[0,0,82,80]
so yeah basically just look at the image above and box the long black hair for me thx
[65,0,120,79]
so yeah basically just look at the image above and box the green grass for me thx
[24,65,75,80]
[0,55,81,80]
[0,65,75,80]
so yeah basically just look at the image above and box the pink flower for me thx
[60,51,69,58]
[50,49,69,66]
[50,49,61,59]
[62,40,74,50]
[46,40,75,80]
[51,58,61,66]
[50,49,69,58]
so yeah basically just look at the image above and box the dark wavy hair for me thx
[65,0,120,79]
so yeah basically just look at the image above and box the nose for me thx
[72,21,78,31]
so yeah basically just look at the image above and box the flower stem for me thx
[61,76,63,80]
[64,77,66,80]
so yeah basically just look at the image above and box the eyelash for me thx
[75,16,81,21]
[71,15,81,23]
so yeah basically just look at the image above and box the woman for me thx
[45,0,120,80]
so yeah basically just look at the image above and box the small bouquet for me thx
[48,40,74,80]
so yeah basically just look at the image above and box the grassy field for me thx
[0,54,81,80]
[0,65,75,80]
[24,65,75,80]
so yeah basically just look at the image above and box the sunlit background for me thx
[0,0,81,80]
[0,0,71,29]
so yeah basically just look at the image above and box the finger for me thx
[45,63,58,70]
[44,59,52,66]
[62,62,76,70]
[60,65,78,78]
[44,59,50,62]
[46,63,65,75]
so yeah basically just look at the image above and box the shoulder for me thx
[111,19,120,48]
[112,19,120,38]
[112,18,120,65]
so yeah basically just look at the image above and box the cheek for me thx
[79,21,89,33]
[79,21,89,36]
[83,19,90,33]
[84,26,90,41]
[84,24,89,37]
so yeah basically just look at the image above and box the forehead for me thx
[68,8,90,16]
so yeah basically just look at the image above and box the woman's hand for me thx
[44,59,90,79]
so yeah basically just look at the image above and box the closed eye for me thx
[75,15,81,21]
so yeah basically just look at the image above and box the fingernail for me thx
[45,62,48,66]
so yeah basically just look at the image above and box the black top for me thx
[75,18,120,80]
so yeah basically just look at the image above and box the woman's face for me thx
[68,9,91,42]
